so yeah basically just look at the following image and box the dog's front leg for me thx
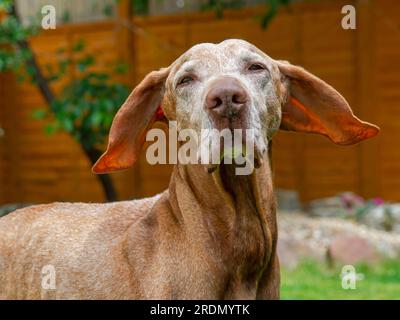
[256,252,280,300]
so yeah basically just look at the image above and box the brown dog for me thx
[0,40,379,299]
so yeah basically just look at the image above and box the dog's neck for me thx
[167,152,277,295]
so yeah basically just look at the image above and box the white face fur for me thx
[162,39,285,164]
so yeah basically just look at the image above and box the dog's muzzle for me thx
[204,76,249,130]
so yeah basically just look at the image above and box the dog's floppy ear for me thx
[92,67,170,174]
[277,61,379,145]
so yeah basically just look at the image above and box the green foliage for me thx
[202,0,246,17]
[132,0,149,15]
[0,0,12,12]
[0,2,39,73]
[0,1,129,151]
[261,0,292,28]
[201,0,293,28]
[281,259,400,299]
[0,0,46,87]
[61,10,71,23]
[103,3,115,17]
[34,41,129,150]
[125,0,292,27]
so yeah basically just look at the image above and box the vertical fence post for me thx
[292,3,307,201]
[355,0,380,199]
[0,73,4,204]
[0,72,18,203]
[116,0,143,199]
[118,0,135,84]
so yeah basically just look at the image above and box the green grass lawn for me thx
[281,260,400,300]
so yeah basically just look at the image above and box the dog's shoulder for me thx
[0,192,167,242]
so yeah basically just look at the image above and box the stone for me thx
[276,189,301,211]
[327,235,379,265]
[306,192,364,218]
[277,230,324,269]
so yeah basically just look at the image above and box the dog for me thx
[0,39,379,299]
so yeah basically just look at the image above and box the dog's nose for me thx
[205,77,248,118]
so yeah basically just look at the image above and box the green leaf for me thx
[62,10,71,23]
[132,0,149,15]
[72,39,85,52]
[114,62,128,75]
[44,123,58,135]
[76,55,94,72]
[56,47,66,55]
[32,109,48,120]
[61,117,74,133]
[90,111,103,128]
[103,3,114,17]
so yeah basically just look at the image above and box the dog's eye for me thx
[248,63,265,71]
[177,76,194,86]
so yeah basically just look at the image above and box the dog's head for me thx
[92,39,379,174]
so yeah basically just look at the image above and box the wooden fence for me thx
[0,0,399,204]
[16,0,116,25]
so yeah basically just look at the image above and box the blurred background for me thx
[1,0,400,299]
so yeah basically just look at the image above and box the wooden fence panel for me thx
[373,0,400,200]
[0,22,138,204]
[1,0,399,204]
[294,3,361,200]
[16,0,115,25]
[0,73,5,204]
[0,73,18,204]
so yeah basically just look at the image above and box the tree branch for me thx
[8,1,118,202]
[10,1,55,105]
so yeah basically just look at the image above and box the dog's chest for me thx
[217,206,270,299]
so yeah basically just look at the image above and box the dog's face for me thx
[92,39,379,174]
[162,40,282,165]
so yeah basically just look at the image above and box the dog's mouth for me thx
[205,145,264,175]
[196,124,266,175]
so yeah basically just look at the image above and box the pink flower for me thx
[372,197,384,206]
